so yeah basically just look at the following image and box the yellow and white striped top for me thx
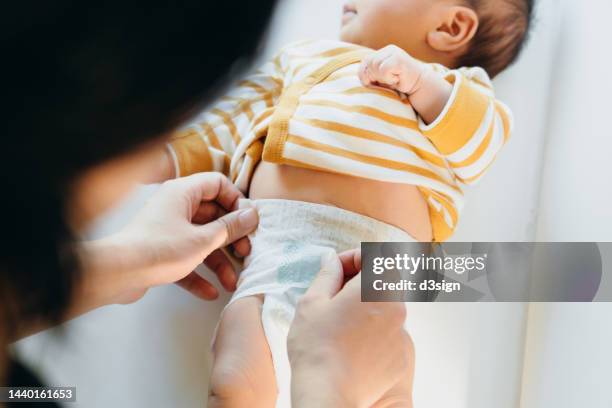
[168,40,513,242]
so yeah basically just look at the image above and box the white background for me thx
[521,0,612,407]
[14,0,612,407]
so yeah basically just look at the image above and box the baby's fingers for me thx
[379,57,401,86]
[358,59,375,87]
[360,54,400,90]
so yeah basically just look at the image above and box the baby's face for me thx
[340,0,445,59]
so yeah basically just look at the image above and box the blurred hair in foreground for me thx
[0,0,278,338]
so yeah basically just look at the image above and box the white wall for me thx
[452,0,561,242]
[520,304,612,408]
[521,0,612,407]
[536,0,612,241]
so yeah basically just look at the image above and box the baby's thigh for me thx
[209,296,277,408]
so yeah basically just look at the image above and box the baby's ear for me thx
[427,6,479,54]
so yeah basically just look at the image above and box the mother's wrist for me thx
[76,235,146,307]
[290,348,356,407]
[291,365,353,408]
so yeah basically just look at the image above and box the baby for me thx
[156,0,533,406]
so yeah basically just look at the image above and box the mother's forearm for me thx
[70,235,150,316]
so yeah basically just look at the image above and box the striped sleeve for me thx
[420,67,514,185]
[167,53,285,178]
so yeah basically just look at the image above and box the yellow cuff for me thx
[169,130,213,176]
[421,72,490,156]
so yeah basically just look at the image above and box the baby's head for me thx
[340,0,534,77]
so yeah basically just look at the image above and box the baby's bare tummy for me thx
[249,162,432,242]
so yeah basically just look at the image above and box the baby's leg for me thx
[208,296,277,408]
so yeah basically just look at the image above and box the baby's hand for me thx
[359,45,428,96]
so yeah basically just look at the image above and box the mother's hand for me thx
[76,173,259,313]
[288,249,415,408]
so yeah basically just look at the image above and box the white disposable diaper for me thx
[227,199,415,407]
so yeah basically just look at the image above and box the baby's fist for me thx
[359,45,427,95]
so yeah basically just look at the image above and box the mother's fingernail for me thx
[239,208,259,229]
[238,198,255,210]
[320,251,341,272]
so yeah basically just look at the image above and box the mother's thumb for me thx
[305,251,344,299]
[198,208,259,248]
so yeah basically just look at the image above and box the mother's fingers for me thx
[232,237,251,258]
[192,201,226,224]
[196,207,259,250]
[337,268,362,302]
[176,272,219,300]
[304,252,344,300]
[204,249,237,292]
[193,202,253,258]
[195,172,244,210]
[338,249,361,279]
[175,173,244,214]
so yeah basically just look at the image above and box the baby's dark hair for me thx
[459,0,535,77]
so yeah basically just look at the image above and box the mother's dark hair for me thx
[0,0,278,337]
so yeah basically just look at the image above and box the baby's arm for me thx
[359,45,513,185]
[154,55,285,182]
